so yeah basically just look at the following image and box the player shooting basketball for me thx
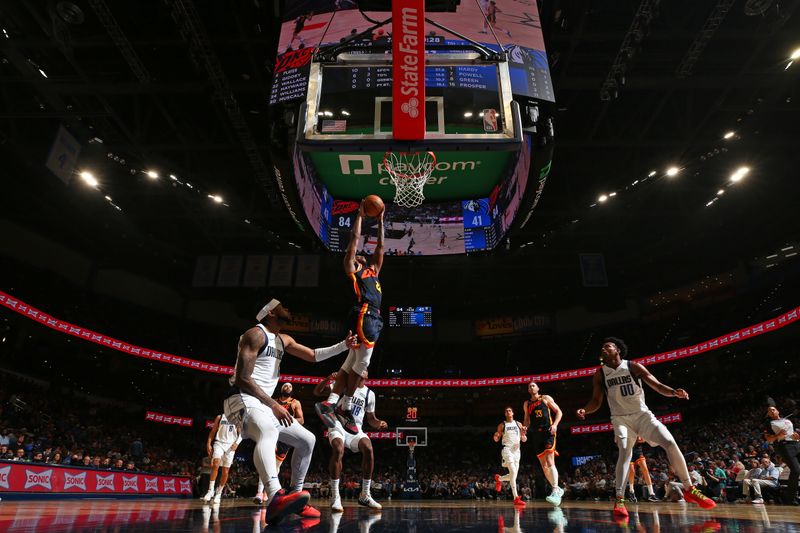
[316,198,385,434]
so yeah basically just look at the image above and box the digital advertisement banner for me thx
[570,413,683,435]
[0,462,192,496]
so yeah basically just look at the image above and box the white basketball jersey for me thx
[502,421,521,450]
[215,414,239,444]
[602,360,648,416]
[229,324,284,398]
[339,386,375,431]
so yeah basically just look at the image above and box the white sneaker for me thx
[358,494,382,509]
[201,490,214,503]
[331,497,344,512]
[213,491,222,504]
[752,498,764,504]
[545,486,563,506]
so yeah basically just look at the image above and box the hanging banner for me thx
[0,290,797,387]
[145,411,193,427]
[570,413,683,435]
[392,0,426,140]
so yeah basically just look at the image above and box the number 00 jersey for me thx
[602,359,648,416]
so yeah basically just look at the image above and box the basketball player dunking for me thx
[224,299,357,524]
[253,382,305,505]
[577,337,716,518]
[523,382,564,506]
[493,406,527,506]
[316,201,384,434]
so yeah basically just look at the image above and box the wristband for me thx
[314,340,348,362]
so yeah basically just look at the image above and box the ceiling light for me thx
[169,174,177,180]
[609,192,617,197]
[104,195,112,201]
[781,246,793,251]
[323,110,333,117]
[341,110,350,116]
[209,194,223,203]
[186,182,193,189]
[632,180,639,186]
[648,170,656,177]
[598,194,608,203]
[723,131,735,139]
[791,48,800,60]
[716,189,725,195]
[463,112,473,118]
[786,252,798,258]
[38,68,48,78]
[666,166,680,177]
[146,170,159,179]
[730,166,750,182]
[705,200,714,207]
[79,171,98,187]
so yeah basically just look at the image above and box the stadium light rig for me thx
[723,131,735,140]
[79,171,98,188]
[730,166,750,182]
[146,170,159,179]
[666,166,680,177]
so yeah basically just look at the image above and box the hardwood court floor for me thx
[0,497,798,531]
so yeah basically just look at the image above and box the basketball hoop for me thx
[383,151,436,208]
[408,440,416,456]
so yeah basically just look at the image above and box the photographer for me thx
[764,401,800,505]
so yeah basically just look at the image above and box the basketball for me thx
[363,195,384,217]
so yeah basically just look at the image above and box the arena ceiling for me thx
[1,0,798,309]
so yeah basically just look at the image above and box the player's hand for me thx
[206,442,213,457]
[673,388,689,400]
[378,420,388,430]
[344,330,359,349]
[230,443,238,452]
[328,371,338,381]
[493,432,500,442]
[550,424,558,436]
[271,404,293,427]
[576,408,586,420]
[520,425,528,436]
[792,432,800,441]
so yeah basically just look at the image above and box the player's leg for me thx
[627,462,636,499]
[254,478,266,505]
[214,465,230,503]
[612,422,637,517]
[277,420,317,493]
[203,447,223,501]
[316,352,354,427]
[328,430,346,512]
[638,457,658,501]
[540,448,562,506]
[636,412,715,509]
[357,436,382,509]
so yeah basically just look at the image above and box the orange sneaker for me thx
[298,504,321,518]
[613,498,629,518]
[494,474,502,493]
[683,486,717,509]
[513,496,527,507]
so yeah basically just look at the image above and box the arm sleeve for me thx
[366,391,376,413]
[314,339,348,362]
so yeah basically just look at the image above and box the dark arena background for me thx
[0,0,799,531]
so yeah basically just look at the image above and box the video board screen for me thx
[292,135,532,255]
[270,0,553,105]
[388,306,433,328]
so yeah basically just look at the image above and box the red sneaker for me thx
[513,496,526,507]
[298,504,321,518]
[613,498,629,518]
[683,486,717,509]
[266,489,310,525]
[494,474,502,493]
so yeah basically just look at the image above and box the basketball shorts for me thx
[531,430,558,459]
[612,410,669,448]
[212,441,236,468]
[630,445,646,464]
[328,421,368,453]
[276,441,291,462]
[501,446,520,469]
[348,305,383,348]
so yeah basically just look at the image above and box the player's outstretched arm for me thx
[373,210,385,274]
[365,411,388,430]
[313,372,337,397]
[522,400,531,429]
[206,415,221,456]
[235,328,291,425]
[632,362,689,399]
[343,203,365,275]
[577,371,605,419]
[281,331,358,362]
[517,421,528,442]
[544,395,562,435]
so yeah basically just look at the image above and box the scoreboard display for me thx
[388,306,433,328]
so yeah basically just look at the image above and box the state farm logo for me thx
[0,465,10,488]
[24,469,53,489]
[163,478,176,492]
[401,97,419,118]
[95,473,115,491]
[122,475,139,492]
[180,479,192,493]
[396,3,422,99]
[64,471,87,491]
[145,477,159,492]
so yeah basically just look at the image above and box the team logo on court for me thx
[145,477,159,492]
[96,473,116,491]
[163,478,176,492]
[24,469,53,489]
[401,97,420,118]
[0,466,10,488]
[122,475,140,492]
[64,471,87,490]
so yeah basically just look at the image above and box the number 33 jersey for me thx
[602,359,648,416]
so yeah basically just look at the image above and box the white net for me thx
[383,151,436,208]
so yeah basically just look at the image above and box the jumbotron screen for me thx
[291,134,531,255]
[388,306,433,328]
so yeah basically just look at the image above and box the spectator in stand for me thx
[32,451,44,463]
[82,455,92,467]
[91,456,102,468]
[101,457,111,469]
[49,452,62,464]
[125,461,138,472]
[742,457,780,504]
[12,448,27,462]
[113,458,124,470]
[0,444,10,459]
[701,460,726,501]
[0,428,10,447]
